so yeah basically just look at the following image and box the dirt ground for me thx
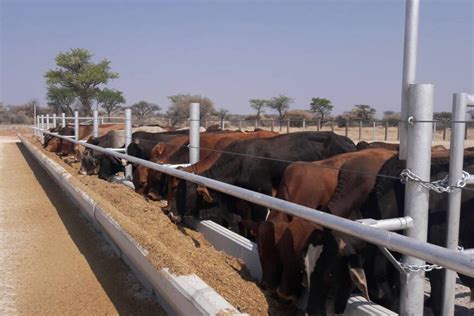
[0,136,164,315]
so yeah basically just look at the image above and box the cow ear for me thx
[348,265,370,302]
[197,185,214,203]
[241,220,260,236]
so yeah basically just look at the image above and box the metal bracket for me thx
[378,246,407,276]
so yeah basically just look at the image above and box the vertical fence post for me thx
[74,111,79,141]
[239,120,242,131]
[46,114,50,130]
[397,122,400,141]
[62,113,66,127]
[317,119,321,131]
[220,118,225,130]
[53,114,57,128]
[124,109,132,180]
[358,121,362,140]
[441,93,473,315]
[41,115,45,131]
[399,0,421,160]
[345,122,348,137]
[384,122,388,141]
[255,120,258,129]
[464,122,468,140]
[93,110,99,138]
[271,120,274,132]
[286,120,290,133]
[302,118,306,130]
[35,116,39,137]
[101,117,104,125]
[400,83,434,316]
[432,121,436,141]
[189,103,200,164]
[372,121,376,141]
[443,120,447,141]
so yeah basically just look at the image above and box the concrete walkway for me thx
[0,137,163,315]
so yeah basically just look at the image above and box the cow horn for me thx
[348,266,370,302]
[121,159,128,166]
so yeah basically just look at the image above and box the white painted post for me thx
[441,93,473,315]
[53,114,57,128]
[125,109,132,180]
[62,113,66,127]
[46,114,50,130]
[189,103,200,164]
[372,121,376,141]
[101,117,104,125]
[399,83,434,316]
[93,110,99,138]
[399,0,420,160]
[74,111,79,141]
[239,120,242,131]
[302,118,306,130]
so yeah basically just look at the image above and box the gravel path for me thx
[0,136,164,315]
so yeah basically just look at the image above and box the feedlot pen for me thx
[0,136,164,315]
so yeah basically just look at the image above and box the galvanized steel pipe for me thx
[400,83,434,316]
[399,0,420,160]
[189,103,200,164]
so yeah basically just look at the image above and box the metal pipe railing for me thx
[400,83,434,315]
[442,93,474,315]
[399,0,420,160]
[31,128,474,278]
[189,103,200,164]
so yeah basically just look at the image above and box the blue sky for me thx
[1,0,472,116]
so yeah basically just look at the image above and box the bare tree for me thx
[130,101,161,124]
[166,93,216,126]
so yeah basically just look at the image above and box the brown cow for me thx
[144,131,250,200]
[162,130,278,211]
[247,148,396,313]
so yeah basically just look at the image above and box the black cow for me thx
[79,130,127,180]
[174,132,356,231]
[358,154,474,315]
[127,129,189,161]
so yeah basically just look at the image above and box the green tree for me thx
[130,101,161,124]
[310,97,333,127]
[44,48,119,115]
[46,86,76,115]
[352,104,376,123]
[97,88,125,117]
[267,94,293,131]
[166,93,216,126]
[249,99,267,121]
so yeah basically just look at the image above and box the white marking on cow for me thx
[298,244,324,311]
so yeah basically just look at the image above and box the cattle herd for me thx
[41,124,473,315]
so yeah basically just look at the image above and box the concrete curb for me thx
[19,135,245,316]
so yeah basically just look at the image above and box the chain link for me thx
[400,169,471,193]
[399,246,465,273]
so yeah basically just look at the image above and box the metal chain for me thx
[400,169,471,193]
[399,246,465,273]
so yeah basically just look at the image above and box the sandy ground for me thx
[0,136,164,315]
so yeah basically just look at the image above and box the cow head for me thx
[98,156,124,181]
[245,219,286,292]
[133,165,149,195]
[79,149,100,175]
[304,232,369,315]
